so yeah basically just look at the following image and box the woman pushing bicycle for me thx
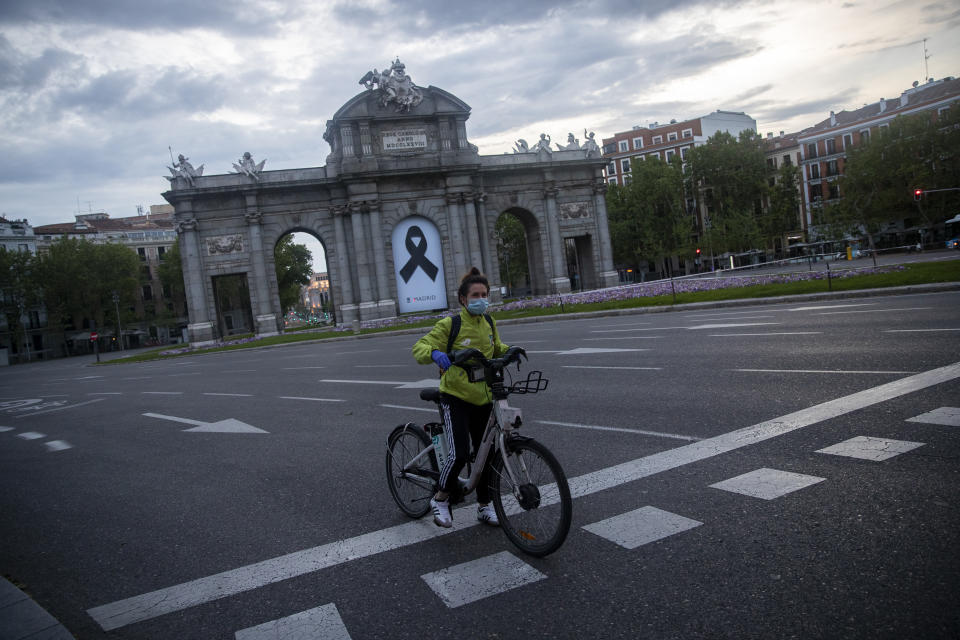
[412,267,521,528]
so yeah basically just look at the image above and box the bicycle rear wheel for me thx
[386,424,437,518]
[490,437,572,557]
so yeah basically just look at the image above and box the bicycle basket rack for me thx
[508,370,549,394]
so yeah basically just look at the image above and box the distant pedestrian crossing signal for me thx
[914,188,923,201]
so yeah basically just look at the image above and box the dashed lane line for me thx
[814,307,932,315]
[85,360,960,632]
[884,328,960,332]
[379,403,436,413]
[278,396,345,403]
[710,332,822,337]
[560,365,662,371]
[730,368,916,374]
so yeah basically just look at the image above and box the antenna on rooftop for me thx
[922,37,930,82]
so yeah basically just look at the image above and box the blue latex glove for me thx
[431,350,452,371]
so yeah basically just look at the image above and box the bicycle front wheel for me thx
[386,424,437,518]
[490,437,572,557]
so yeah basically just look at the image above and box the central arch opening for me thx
[274,230,332,329]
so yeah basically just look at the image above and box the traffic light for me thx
[695,248,701,256]
[914,188,923,201]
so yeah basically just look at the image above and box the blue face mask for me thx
[466,298,489,316]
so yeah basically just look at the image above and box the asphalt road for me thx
[2,290,959,639]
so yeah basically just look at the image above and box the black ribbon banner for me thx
[399,225,439,283]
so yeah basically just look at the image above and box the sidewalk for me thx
[0,577,75,640]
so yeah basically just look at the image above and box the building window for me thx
[682,128,693,138]
[158,246,166,261]
[842,133,853,149]
[938,106,950,117]
[18,243,29,252]
[618,140,629,152]
[806,143,817,158]
[860,129,870,143]
[652,135,662,145]
[648,151,660,161]
[681,146,691,160]
[825,139,836,155]
[607,161,616,175]
[878,123,889,133]
[809,164,820,179]
[620,158,631,173]
[668,132,678,142]
[665,149,676,162]
[828,183,840,200]
[607,177,618,185]
[632,137,643,149]
[782,154,791,166]
[137,247,146,261]
[826,160,839,176]
[767,158,776,169]
[142,285,153,301]
[809,185,822,202]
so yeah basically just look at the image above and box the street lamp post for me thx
[112,291,124,351]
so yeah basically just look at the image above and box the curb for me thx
[0,577,75,640]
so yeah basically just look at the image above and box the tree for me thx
[274,235,313,315]
[606,155,689,276]
[494,214,528,294]
[0,247,40,360]
[686,130,769,255]
[827,108,960,249]
[763,163,803,251]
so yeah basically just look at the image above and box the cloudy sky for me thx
[2,0,959,238]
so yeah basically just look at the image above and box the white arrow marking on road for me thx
[142,413,268,434]
[554,347,650,355]
[686,322,780,330]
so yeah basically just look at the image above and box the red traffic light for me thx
[695,248,701,255]
[914,188,923,201]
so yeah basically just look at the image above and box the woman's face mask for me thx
[466,298,489,315]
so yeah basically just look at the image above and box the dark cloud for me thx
[0,0,301,35]
[749,91,860,127]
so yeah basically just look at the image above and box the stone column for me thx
[350,201,376,320]
[445,192,467,285]
[244,208,279,337]
[473,192,501,303]
[543,186,571,293]
[593,181,620,287]
[366,200,395,318]
[176,216,216,346]
[463,191,483,270]
[332,205,357,325]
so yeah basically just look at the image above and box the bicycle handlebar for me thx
[449,346,526,372]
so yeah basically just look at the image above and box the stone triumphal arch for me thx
[163,61,618,345]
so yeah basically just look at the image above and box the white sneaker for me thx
[431,497,452,528]
[477,504,499,526]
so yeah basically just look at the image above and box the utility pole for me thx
[112,291,124,351]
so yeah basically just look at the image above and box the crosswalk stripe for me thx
[235,603,351,640]
[816,436,924,461]
[583,506,703,549]
[420,551,546,608]
[709,468,825,500]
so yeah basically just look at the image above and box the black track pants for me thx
[438,394,493,504]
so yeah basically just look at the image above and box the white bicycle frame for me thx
[399,397,526,493]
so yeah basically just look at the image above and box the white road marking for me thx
[788,303,876,311]
[142,413,267,433]
[554,347,650,355]
[335,350,378,355]
[45,440,73,452]
[814,307,932,315]
[14,398,106,418]
[583,506,703,549]
[0,427,13,432]
[601,321,653,327]
[17,432,45,440]
[420,551,546,609]
[380,404,436,413]
[282,366,327,370]
[687,322,780,330]
[710,332,822,337]
[731,368,915,374]
[709,468,826,500]
[906,406,960,426]
[319,378,440,389]
[235,603,352,640]
[560,365,662,371]
[816,436,924,461]
[278,397,345,403]
[537,420,699,441]
[584,336,662,341]
[203,393,253,397]
[88,392,122,395]
[321,379,406,385]
[223,370,257,373]
[687,315,776,320]
[354,364,408,368]
[87,361,960,631]
[142,391,183,395]
[590,327,683,333]
[884,328,960,332]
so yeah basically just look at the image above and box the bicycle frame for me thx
[397,396,525,495]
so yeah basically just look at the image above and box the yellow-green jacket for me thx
[412,307,510,406]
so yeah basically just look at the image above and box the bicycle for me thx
[385,348,572,557]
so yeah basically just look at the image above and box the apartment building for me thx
[798,76,960,239]
[601,110,757,186]
[32,204,185,347]
[762,130,807,253]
